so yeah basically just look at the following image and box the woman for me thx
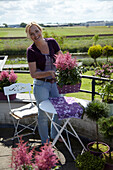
[25,22,62,144]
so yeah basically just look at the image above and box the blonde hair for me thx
[25,21,42,38]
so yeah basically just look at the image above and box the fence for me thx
[81,75,113,101]
[13,70,113,101]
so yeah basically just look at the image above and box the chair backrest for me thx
[3,83,32,110]
[4,83,31,95]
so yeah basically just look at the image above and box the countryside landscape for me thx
[0,25,113,101]
[0,0,113,169]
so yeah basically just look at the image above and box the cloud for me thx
[98,0,113,1]
[0,0,21,2]
[0,0,113,24]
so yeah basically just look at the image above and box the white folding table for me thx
[39,98,87,159]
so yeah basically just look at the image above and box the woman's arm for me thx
[28,62,55,79]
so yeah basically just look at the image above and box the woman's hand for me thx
[50,70,56,79]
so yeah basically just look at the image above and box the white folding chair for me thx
[39,99,87,160]
[3,83,38,141]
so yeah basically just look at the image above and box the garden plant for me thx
[95,61,113,104]
[0,70,17,92]
[75,151,105,170]
[99,116,113,168]
[102,45,113,62]
[88,45,102,66]
[85,100,109,153]
[11,137,59,170]
[54,52,81,87]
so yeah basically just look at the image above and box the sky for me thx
[0,0,113,25]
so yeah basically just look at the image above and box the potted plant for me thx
[54,52,82,94]
[75,151,105,170]
[0,69,17,100]
[85,100,110,156]
[98,116,113,170]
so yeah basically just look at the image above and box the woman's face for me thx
[29,25,43,42]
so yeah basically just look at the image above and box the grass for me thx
[1,35,113,56]
[0,28,26,37]
[0,38,32,52]
[0,26,113,55]
[1,26,113,37]
[63,36,113,52]
[17,73,33,84]
[44,26,113,36]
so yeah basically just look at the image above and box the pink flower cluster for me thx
[11,137,34,170]
[34,142,58,170]
[11,137,59,170]
[54,52,77,71]
[95,61,113,79]
[0,70,9,80]
[0,70,17,83]
[0,69,17,92]
[9,70,18,83]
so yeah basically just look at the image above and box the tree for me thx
[88,45,102,66]
[92,34,99,45]
[3,23,8,28]
[102,45,113,62]
[20,22,27,28]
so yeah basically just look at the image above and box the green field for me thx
[0,28,26,37]
[0,26,113,56]
[0,26,113,37]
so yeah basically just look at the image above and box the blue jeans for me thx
[33,79,61,144]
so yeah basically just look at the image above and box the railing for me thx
[81,75,113,101]
[14,70,113,101]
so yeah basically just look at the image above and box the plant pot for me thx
[104,162,113,170]
[0,91,16,100]
[102,151,113,170]
[57,83,81,94]
[87,141,110,157]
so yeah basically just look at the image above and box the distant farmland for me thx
[0,26,113,37]
[0,26,113,55]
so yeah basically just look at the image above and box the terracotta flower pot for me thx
[0,91,16,100]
